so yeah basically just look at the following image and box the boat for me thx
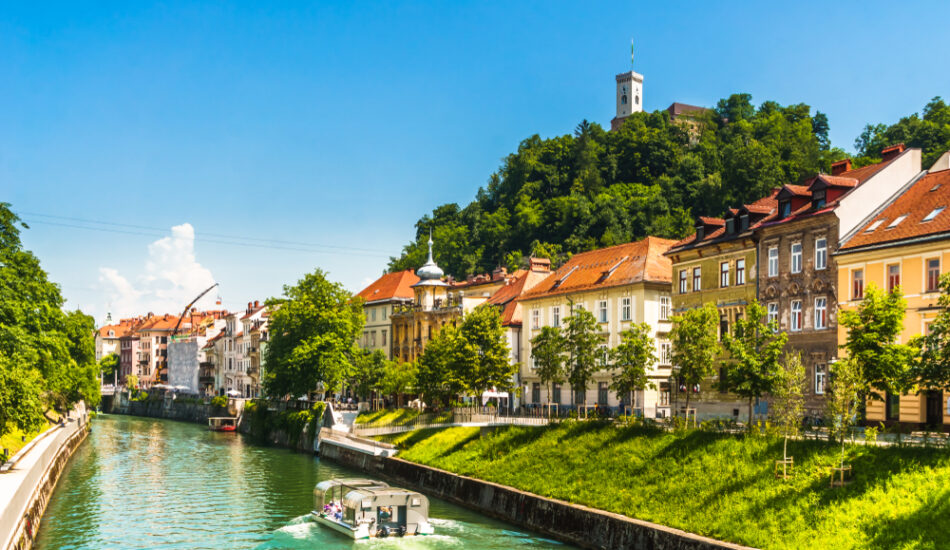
[311,478,435,539]
[208,417,237,432]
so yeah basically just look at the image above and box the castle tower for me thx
[611,43,643,131]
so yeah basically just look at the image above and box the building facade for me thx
[518,237,676,417]
[837,151,950,427]
[355,270,419,359]
[755,146,922,418]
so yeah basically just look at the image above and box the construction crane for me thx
[171,282,220,337]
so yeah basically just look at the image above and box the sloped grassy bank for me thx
[378,422,950,549]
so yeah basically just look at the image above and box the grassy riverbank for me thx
[379,422,950,549]
[1,413,62,460]
[354,408,453,425]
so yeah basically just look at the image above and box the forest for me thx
[388,95,950,277]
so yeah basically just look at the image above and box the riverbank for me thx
[0,404,89,550]
[372,421,950,549]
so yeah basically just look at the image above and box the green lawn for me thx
[379,422,950,549]
[354,408,452,426]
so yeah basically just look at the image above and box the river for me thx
[34,415,569,549]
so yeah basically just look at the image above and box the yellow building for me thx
[836,152,950,427]
[518,237,676,417]
[354,270,419,359]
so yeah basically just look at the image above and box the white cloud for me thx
[99,223,217,318]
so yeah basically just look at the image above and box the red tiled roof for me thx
[241,306,265,320]
[782,184,812,197]
[520,237,675,301]
[841,168,950,250]
[483,269,550,326]
[817,175,858,188]
[355,270,420,303]
[699,216,725,225]
[669,189,779,252]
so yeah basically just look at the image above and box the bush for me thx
[210,395,228,408]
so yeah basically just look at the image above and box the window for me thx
[886,392,900,420]
[814,364,825,395]
[532,383,540,404]
[888,264,900,292]
[659,296,671,321]
[692,267,701,291]
[552,306,561,328]
[739,214,749,232]
[864,219,885,233]
[660,342,672,365]
[621,297,631,321]
[720,262,730,288]
[598,300,608,323]
[735,259,746,285]
[768,247,779,277]
[531,310,540,329]
[791,301,802,331]
[381,329,387,346]
[812,189,826,209]
[887,214,908,229]
[923,206,945,222]
[814,297,827,330]
[382,307,387,321]
[679,270,688,293]
[927,259,941,292]
[725,218,735,234]
[598,382,609,405]
[598,346,609,366]
[370,332,377,347]
[852,269,864,300]
[719,315,729,341]
[791,243,802,273]
[780,200,791,218]
[815,238,827,270]
[767,302,778,329]
[552,383,562,404]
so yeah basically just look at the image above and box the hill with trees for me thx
[388,95,950,278]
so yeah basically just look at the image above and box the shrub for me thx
[211,395,228,408]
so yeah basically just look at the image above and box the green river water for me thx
[33,415,569,549]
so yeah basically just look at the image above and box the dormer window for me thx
[739,214,749,232]
[812,189,826,209]
[780,200,791,219]
[725,219,735,234]
[696,226,705,240]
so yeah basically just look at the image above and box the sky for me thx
[3,1,949,325]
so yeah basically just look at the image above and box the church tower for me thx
[611,42,643,131]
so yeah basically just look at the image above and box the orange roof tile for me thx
[355,270,420,303]
[520,237,675,301]
[841,168,950,251]
[483,269,550,326]
[669,189,779,252]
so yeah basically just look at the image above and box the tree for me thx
[350,350,389,401]
[855,97,950,167]
[826,356,863,468]
[126,374,139,391]
[530,326,566,406]
[564,307,602,406]
[721,301,788,425]
[609,323,657,409]
[456,306,516,398]
[99,353,120,379]
[0,353,46,439]
[262,269,364,399]
[916,273,950,390]
[669,303,721,418]
[839,283,919,405]
[378,360,416,408]
[414,325,464,407]
[772,353,806,467]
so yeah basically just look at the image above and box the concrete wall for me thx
[1,406,90,550]
[167,340,199,392]
[319,439,750,550]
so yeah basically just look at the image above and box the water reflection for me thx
[34,415,570,549]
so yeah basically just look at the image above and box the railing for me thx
[351,408,551,437]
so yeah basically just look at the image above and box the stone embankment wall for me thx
[1,409,90,550]
[319,439,752,550]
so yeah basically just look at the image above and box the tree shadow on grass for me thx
[553,420,612,443]
[862,486,950,549]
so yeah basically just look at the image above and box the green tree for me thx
[99,353,120,379]
[414,325,464,407]
[855,97,950,167]
[456,306,516,398]
[839,283,919,405]
[826,356,863,460]
[378,360,416,408]
[721,301,788,426]
[531,326,566,406]
[0,353,46,438]
[564,307,602,406]
[669,303,721,418]
[350,350,389,401]
[917,273,950,390]
[609,323,657,408]
[772,352,806,465]
[262,269,364,399]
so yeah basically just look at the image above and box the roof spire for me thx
[427,228,434,264]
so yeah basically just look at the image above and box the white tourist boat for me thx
[311,478,435,539]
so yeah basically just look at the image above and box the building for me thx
[134,313,180,387]
[390,235,513,363]
[754,145,922,418]
[481,258,552,407]
[95,315,140,362]
[217,301,267,397]
[518,237,676,417]
[354,270,420,359]
[118,333,140,386]
[836,150,950,427]
[664,191,781,420]
[610,60,644,131]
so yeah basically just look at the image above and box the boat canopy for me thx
[316,479,389,493]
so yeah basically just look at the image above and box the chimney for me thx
[881,143,906,162]
[247,301,253,310]
[254,300,260,308]
[467,274,475,283]
[831,158,852,176]
[492,266,507,281]
[529,257,551,273]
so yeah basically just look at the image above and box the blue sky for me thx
[3,1,949,324]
